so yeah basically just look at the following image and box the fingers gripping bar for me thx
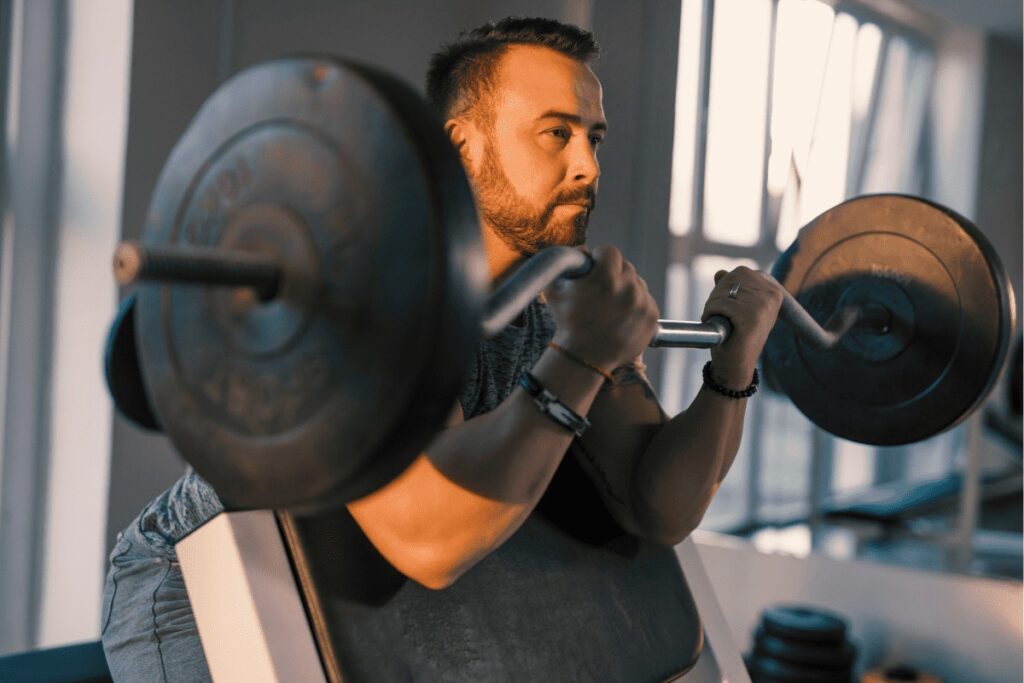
[480,246,886,349]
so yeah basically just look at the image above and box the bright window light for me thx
[664,0,942,533]
[668,0,705,236]
[702,0,772,246]
[766,0,835,198]
[799,12,858,225]
[861,36,935,193]
[852,22,883,120]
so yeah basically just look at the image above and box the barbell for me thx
[105,56,1015,513]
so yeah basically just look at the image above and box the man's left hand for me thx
[700,267,784,389]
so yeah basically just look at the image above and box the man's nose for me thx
[568,136,600,185]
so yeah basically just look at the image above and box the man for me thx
[102,16,782,681]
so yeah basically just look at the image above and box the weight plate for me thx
[747,654,851,683]
[760,605,847,644]
[104,294,160,431]
[136,57,485,511]
[764,194,1016,445]
[753,627,855,668]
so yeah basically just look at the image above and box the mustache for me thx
[553,186,596,209]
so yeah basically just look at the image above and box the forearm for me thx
[631,384,748,544]
[347,349,604,589]
[630,263,782,542]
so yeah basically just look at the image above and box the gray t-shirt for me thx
[131,297,561,558]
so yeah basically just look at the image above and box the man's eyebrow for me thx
[537,110,608,132]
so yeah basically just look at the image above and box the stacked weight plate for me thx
[746,605,857,682]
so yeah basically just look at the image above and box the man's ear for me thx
[445,118,478,171]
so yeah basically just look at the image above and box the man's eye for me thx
[590,135,604,147]
[548,128,569,140]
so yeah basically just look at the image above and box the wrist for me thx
[703,361,759,399]
[547,340,614,383]
[532,346,606,411]
[551,332,621,372]
[518,371,591,436]
[707,359,756,390]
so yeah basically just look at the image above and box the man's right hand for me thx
[544,246,659,370]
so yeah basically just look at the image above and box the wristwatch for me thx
[517,371,591,437]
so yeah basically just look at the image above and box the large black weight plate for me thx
[765,194,1015,445]
[136,57,485,511]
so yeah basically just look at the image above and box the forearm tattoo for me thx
[603,359,657,401]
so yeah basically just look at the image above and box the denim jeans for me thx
[100,515,211,682]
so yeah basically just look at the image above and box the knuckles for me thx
[550,246,658,364]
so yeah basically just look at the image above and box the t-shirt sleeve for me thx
[457,346,484,419]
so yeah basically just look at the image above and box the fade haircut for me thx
[426,17,599,123]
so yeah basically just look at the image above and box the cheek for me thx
[493,130,565,201]
[518,163,562,203]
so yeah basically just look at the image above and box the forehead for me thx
[491,45,604,123]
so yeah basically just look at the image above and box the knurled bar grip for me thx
[114,240,281,299]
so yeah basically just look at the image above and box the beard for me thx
[471,140,595,255]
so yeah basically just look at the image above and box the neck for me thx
[481,224,526,286]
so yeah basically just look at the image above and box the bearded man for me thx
[101,16,782,681]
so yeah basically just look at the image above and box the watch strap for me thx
[517,371,591,436]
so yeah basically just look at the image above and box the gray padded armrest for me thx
[281,507,703,682]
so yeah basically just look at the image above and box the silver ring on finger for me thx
[728,283,742,300]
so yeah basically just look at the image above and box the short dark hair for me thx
[426,17,599,121]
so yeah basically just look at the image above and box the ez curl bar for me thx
[105,57,1014,513]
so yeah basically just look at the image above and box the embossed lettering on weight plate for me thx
[200,349,333,436]
[870,264,913,287]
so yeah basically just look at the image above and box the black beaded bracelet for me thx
[702,361,759,399]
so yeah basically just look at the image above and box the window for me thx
[664,0,950,532]
[0,0,132,652]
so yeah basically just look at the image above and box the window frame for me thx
[0,0,69,654]
[661,0,952,534]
